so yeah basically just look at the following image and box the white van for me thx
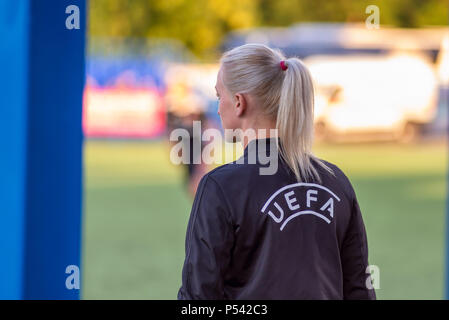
[305,53,438,142]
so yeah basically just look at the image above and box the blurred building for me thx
[224,23,446,60]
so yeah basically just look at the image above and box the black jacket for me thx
[178,138,376,300]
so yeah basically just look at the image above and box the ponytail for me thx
[277,58,332,182]
[221,44,334,182]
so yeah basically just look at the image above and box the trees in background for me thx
[89,0,448,58]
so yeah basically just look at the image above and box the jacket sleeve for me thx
[177,174,234,300]
[341,193,376,300]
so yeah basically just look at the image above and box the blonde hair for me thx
[220,43,333,182]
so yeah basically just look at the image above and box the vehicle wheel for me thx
[398,122,421,143]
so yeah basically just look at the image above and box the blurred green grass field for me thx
[82,140,447,299]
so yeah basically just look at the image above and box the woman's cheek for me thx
[217,100,222,115]
[217,102,226,126]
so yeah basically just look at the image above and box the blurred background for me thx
[82,0,448,299]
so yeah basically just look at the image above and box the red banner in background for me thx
[83,86,166,138]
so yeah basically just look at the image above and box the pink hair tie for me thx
[280,60,288,71]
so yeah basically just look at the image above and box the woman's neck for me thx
[240,118,277,149]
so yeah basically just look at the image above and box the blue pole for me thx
[440,1,449,300]
[442,80,449,300]
[0,1,30,299]
[0,0,85,299]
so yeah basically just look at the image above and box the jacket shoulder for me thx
[202,160,254,184]
[312,157,357,202]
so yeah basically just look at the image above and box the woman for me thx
[177,44,376,300]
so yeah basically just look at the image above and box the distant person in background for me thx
[165,81,209,196]
[178,44,376,300]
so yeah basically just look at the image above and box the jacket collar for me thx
[243,137,280,159]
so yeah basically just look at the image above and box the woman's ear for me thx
[234,93,247,117]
